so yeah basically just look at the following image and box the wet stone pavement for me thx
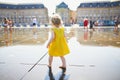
[0,27,120,80]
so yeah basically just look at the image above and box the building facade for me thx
[110,1,120,20]
[76,1,120,26]
[69,10,77,24]
[0,1,119,27]
[56,2,71,26]
[0,3,49,26]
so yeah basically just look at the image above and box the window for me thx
[90,5,92,7]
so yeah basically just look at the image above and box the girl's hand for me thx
[46,44,49,48]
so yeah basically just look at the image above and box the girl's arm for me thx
[46,30,54,48]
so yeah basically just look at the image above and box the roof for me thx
[111,1,120,7]
[56,2,68,8]
[78,1,120,8]
[0,3,45,9]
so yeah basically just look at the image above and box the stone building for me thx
[76,1,120,26]
[110,1,120,20]
[69,10,77,24]
[0,3,49,26]
[56,2,71,26]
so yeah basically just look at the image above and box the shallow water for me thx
[0,27,120,80]
[0,27,120,47]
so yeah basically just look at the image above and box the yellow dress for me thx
[48,27,70,56]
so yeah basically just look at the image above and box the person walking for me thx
[32,17,37,27]
[46,14,70,73]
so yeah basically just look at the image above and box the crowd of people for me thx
[83,17,119,31]
[1,16,119,33]
[83,18,95,31]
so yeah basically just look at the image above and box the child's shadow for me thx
[44,68,70,80]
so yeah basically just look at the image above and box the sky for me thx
[0,0,118,16]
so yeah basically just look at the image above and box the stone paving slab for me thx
[0,38,120,80]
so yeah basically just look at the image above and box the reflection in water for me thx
[76,28,120,47]
[89,30,94,40]
[4,30,13,46]
[0,28,49,46]
[48,68,55,80]
[56,71,69,80]
[45,67,55,80]
[113,30,119,37]
[84,30,88,41]
[59,73,66,80]
[33,28,38,39]
[0,27,120,47]
[45,67,68,80]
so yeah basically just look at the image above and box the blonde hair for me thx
[50,14,63,27]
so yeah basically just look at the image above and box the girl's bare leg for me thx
[60,56,66,67]
[48,56,53,67]
[60,56,66,73]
